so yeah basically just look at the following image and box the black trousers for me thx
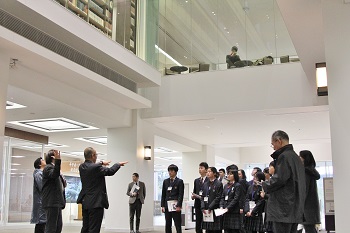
[165,210,182,233]
[301,224,317,233]
[81,208,104,233]
[273,222,298,233]
[194,207,203,233]
[130,199,143,231]
[44,207,62,233]
[224,230,240,233]
[35,223,46,233]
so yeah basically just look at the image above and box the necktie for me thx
[200,177,204,184]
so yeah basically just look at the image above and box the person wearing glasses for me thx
[262,130,306,233]
[77,147,128,233]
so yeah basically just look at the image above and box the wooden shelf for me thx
[68,2,87,18]
[92,0,108,7]
[89,17,106,32]
[89,6,105,19]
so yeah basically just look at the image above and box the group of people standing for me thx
[180,130,320,233]
[30,147,128,233]
[30,130,321,233]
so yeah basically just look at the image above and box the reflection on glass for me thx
[144,0,298,74]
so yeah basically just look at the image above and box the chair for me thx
[199,63,210,72]
[263,56,273,65]
[280,55,290,63]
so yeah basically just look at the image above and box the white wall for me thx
[142,63,319,119]
[239,142,332,165]
[322,1,350,232]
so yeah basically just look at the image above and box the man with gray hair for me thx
[262,130,306,233]
[77,147,128,233]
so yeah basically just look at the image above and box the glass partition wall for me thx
[0,137,83,225]
[143,0,298,74]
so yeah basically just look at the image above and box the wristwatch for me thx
[100,160,104,165]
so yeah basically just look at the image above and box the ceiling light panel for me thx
[75,136,107,145]
[8,117,98,132]
[6,101,26,110]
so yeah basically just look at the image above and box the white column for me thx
[322,1,350,232]
[0,54,10,224]
[182,145,215,198]
[105,111,154,232]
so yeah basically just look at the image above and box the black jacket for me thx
[303,166,321,224]
[262,144,306,223]
[77,160,121,209]
[220,182,242,213]
[42,159,66,209]
[161,177,184,210]
[193,176,209,208]
[31,169,46,224]
[244,184,265,216]
[201,179,223,211]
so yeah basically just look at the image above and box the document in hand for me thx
[214,208,228,216]
[203,211,214,222]
[191,192,201,199]
[167,200,177,212]
[130,184,140,195]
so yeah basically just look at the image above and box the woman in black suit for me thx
[220,169,243,233]
[201,167,223,233]
[299,150,321,233]
[244,171,266,233]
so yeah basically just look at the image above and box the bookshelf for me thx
[115,0,137,54]
[55,0,113,38]
[54,0,137,54]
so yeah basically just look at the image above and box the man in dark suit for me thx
[127,173,146,233]
[191,162,208,233]
[161,164,184,233]
[77,147,128,233]
[42,150,66,233]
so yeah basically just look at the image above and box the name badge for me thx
[204,197,209,202]
[225,195,228,201]
[168,187,172,191]
[199,191,203,196]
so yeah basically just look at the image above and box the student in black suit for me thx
[201,167,223,233]
[161,164,184,233]
[77,147,128,233]
[220,169,243,233]
[191,162,209,233]
[42,150,66,233]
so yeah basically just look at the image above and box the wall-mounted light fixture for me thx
[144,146,152,160]
[316,62,328,96]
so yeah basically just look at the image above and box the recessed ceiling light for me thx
[21,142,67,149]
[6,101,26,110]
[61,151,84,157]
[75,136,107,145]
[154,147,177,153]
[8,117,98,132]
[11,163,21,166]
[12,155,25,158]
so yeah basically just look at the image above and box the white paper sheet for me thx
[167,200,177,212]
[203,211,214,222]
[214,208,227,216]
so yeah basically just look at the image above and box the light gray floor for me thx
[0,225,195,233]
[0,225,331,233]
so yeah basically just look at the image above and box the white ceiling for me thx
[2,0,329,165]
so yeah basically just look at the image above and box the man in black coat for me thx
[262,130,306,233]
[42,150,66,233]
[191,162,209,233]
[77,147,128,233]
[161,164,184,233]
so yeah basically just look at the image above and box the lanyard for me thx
[226,182,234,195]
